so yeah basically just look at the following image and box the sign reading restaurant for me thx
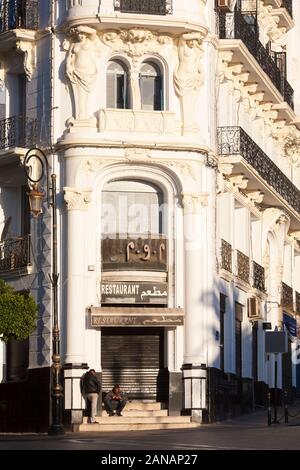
[101,281,168,304]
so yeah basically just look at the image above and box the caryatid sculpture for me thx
[66,25,102,121]
[173,32,204,134]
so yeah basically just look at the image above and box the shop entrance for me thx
[101,327,166,400]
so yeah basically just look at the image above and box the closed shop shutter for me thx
[101,327,164,400]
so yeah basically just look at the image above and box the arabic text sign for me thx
[91,315,184,327]
[101,282,168,304]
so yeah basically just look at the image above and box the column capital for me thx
[181,192,209,214]
[64,187,92,211]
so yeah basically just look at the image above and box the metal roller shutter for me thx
[101,327,164,400]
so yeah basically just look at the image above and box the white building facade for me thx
[0,0,300,431]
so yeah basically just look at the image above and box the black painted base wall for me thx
[206,368,255,423]
[0,367,50,433]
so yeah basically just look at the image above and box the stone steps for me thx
[83,410,168,421]
[124,401,164,411]
[77,421,199,432]
[77,401,198,432]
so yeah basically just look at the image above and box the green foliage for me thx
[0,279,38,342]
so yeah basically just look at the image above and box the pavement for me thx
[1,403,300,451]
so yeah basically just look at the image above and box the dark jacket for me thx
[82,371,100,394]
[105,389,128,402]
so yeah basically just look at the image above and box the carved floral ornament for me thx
[64,187,92,211]
[181,192,209,214]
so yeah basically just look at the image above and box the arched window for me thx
[106,60,129,109]
[139,61,163,111]
[102,179,165,237]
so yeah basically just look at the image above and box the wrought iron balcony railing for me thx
[0,235,31,273]
[295,291,300,314]
[220,239,232,273]
[102,234,168,271]
[282,282,293,309]
[218,127,300,215]
[253,261,265,292]
[282,0,293,18]
[0,115,37,150]
[236,250,250,284]
[0,0,38,33]
[217,8,294,108]
[113,0,172,15]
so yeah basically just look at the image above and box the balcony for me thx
[281,282,293,309]
[220,239,232,273]
[217,8,294,108]
[236,250,250,284]
[218,127,300,222]
[0,235,31,274]
[0,0,38,33]
[97,109,176,136]
[253,261,265,292]
[0,115,37,151]
[102,235,168,272]
[113,0,172,15]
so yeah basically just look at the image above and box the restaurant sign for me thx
[101,281,168,304]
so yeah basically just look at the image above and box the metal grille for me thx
[101,328,164,400]
[113,0,172,15]
[281,282,293,309]
[218,127,300,215]
[0,115,37,150]
[253,261,265,292]
[282,0,293,18]
[236,250,250,284]
[221,239,232,273]
[0,0,38,32]
[0,235,31,272]
[296,291,300,315]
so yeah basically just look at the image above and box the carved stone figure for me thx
[66,26,101,120]
[174,32,204,134]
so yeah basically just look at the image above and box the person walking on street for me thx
[81,368,100,423]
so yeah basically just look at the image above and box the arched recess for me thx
[106,58,130,109]
[90,162,183,307]
[262,208,290,311]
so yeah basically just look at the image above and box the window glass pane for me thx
[107,60,128,109]
[102,180,163,236]
[140,62,163,111]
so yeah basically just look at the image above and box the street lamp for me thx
[24,147,64,435]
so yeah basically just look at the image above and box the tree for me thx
[0,279,38,342]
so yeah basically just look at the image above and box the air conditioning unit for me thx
[247,297,261,319]
[217,0,231,10]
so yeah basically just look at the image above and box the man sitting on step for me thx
[104,384,128,416]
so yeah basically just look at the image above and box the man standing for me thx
[81,369,101,423]
[104,384,128,416]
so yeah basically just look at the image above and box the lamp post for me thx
[24,148,64,435]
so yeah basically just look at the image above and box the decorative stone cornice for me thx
[228,174,249,191]
[16,40,36,81]
[101,28,173,66]
[181,192,209,214]
[258,1,287,41]
[64,187,92,211]
[244,190,265,205]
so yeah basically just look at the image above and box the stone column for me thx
[182,192,209,422]
[63,187,92,423]
[63,187,92,366]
